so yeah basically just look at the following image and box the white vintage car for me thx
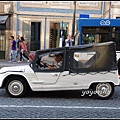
[0,41,119,99]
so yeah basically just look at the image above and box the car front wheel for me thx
[5,77,27,98]
[93,82,114,100]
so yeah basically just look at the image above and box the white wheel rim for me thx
[96,83,112,98]
[8,80,24,96]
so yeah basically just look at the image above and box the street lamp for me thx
[72,0,76,39]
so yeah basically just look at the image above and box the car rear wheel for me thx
[5,77,27,98]
[93,82,114,100]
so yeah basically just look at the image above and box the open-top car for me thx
[0,41,119,99]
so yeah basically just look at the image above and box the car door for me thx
[35,72,60,84]
[32,50,65,85]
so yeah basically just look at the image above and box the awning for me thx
[0,15,8,24]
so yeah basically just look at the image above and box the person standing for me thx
[65,34,74,47]
[8,35,17,63]
[19,36,30,62]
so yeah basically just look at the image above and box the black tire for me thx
[5,77,28,98]
[93,83,114,100]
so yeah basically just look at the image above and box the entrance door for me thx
[30,22,41,51]
[0,24,5,59]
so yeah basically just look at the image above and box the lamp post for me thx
[59,21,64,47]
[72,0,76,39]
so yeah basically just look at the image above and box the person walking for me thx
[19,36,30,62]
[8,35,17,63]
[65,34,74,47]
[15,35,22,62]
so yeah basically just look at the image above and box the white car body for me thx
[0,41,119,99]
[0,65,119,90]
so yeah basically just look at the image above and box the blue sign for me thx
[78,18,120,26]
[77,18,120,45]
[79,14,89,19]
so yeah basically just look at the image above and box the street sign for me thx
[79,14,89,19]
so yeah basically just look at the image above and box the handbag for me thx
[22,50,27,54]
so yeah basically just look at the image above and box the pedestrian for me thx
[8,35,17,63]
[65,34,74,47]
[15,35,22,62]
[19,36,30,63]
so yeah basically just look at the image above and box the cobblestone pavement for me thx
[0,86,120,118]
[0,60,120,119]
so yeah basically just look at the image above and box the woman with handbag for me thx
[19,37,30,63]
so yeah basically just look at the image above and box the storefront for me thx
[0,15,9,59]
[77,18,120,51]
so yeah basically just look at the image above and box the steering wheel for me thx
[40,61,49,68]
[36,58,47,68]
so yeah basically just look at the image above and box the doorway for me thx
[30,22,41,51]
[0,24,6,59]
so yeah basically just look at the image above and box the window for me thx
[35,52,64,71]
[111,1,120,5]
[22,1,42,4]
[78,1,98,7]
[73,51,98,69]
[20,1,43,7]
[50,1,70,5]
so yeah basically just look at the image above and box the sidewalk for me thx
[0,60,30,68]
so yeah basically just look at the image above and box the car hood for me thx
[0,65,34,73]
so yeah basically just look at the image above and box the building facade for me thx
[13,1,105,53]
[1,1,119,60]
[0,1,13,59]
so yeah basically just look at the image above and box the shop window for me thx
[82,33,95,44]
[49,22,69,48]
[49,29,58,48]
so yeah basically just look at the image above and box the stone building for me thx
[0,1,119,60]
[0,1,13,59]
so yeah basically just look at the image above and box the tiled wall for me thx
[17,1,102,15]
